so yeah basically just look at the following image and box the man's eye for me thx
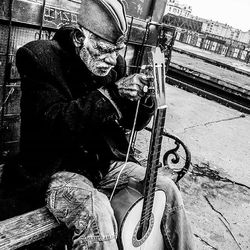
[97,47,108,54]
[95,43,121,55]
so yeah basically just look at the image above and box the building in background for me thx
[163,0,250,62]
[201,19,250,44]
[164,0,192,18]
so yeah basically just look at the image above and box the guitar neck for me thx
[137,46,167,237]
[140,107,166,226]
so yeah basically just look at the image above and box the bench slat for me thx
[0,207,59,250]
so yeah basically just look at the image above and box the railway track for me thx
[167,64,250,114]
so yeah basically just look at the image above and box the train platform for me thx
[171,42,250,97]
[173,41,250,75]
[136,85,250,250]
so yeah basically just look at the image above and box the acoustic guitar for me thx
[111,47,167,249]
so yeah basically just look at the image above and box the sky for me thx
[182,0,250,32]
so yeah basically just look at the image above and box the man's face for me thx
[79,31,125,76]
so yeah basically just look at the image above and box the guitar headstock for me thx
[142,47,167,109]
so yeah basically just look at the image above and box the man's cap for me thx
[77,0,128,44]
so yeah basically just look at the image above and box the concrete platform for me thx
[164,85,250,186]
[136,85,250,249]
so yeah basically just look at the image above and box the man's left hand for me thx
[115,73,150,102]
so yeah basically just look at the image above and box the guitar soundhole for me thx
[132,214,154,247]
[136,221,149,240]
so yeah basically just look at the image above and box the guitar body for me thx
[111,179,166,249]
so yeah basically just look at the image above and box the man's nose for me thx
[104,52,117,66]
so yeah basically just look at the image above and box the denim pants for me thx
[46,161,194,249]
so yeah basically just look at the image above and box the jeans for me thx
[46,161,194,249]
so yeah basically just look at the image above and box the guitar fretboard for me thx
[140,107,166,231]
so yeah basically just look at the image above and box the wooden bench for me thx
[0,207,63,250]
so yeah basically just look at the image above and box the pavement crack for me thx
[204,195,242,250]
[204,114,246,126]
[221,179,250,190]
[184,114,245,131]
[218,217,242,250]
[194,233,218,249]
[204,195,230,225]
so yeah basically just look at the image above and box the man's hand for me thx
[115,73,151,101]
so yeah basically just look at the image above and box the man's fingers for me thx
[137,74,149,83]
[115,73,152,101]
[119,89,140,101]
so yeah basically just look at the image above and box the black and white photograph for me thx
[0,0,249,249]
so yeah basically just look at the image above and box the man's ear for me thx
[72,28,85,48]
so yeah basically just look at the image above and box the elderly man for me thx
[7,0,194,249]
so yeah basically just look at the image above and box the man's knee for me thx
[46,172,95,227]
[46,172,117,243]
[156,175,184,206]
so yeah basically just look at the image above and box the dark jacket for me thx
[1,25,155,217]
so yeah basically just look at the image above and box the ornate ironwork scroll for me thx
[162,130,191,183]
[144,127,191,183]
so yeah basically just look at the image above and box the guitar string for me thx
[140,114,165,223]
[109,99,141,201]
[140,123,164,224]
[140,174,158,223]
[140,193,157,222]
[138,158,164,223]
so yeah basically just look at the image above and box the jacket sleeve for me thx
[16,45,120,148]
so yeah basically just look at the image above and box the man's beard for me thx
[79,46,112,76]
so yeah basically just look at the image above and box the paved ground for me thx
[135,85,250,250]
